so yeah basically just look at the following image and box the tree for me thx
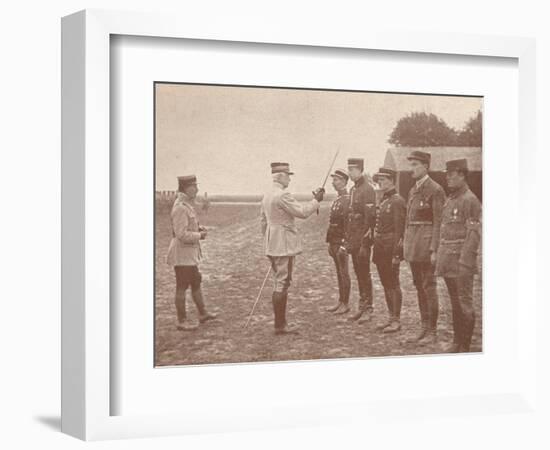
[388,112,457,147]
[455,110,482,146]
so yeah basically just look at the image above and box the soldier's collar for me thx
[415,174,429,189]
[382,187,397,199]
[337,188,348,196]
[449,183,468,197]
[177,192,195,206]
[354,175,365,186]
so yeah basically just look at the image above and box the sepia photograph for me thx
[154,82,483,367]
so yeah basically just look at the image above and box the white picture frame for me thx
[61,9,537,441]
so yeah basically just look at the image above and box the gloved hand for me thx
[337,245,348,257]
[199,226,207,240]
[312,187,325,202]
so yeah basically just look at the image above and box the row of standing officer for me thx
[321,151,481,352]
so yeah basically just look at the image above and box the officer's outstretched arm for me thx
[279,192,318,219]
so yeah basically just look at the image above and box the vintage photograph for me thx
[154,82,483,367]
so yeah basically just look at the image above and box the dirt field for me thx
[154,200,482,366]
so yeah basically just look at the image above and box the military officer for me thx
[372,168,406,333]
[403,151,446,345]
[260,162,325,335]
[166,175,217,331]
[435,159,481,353]
[344,158,377,323]
[325,169,351,315]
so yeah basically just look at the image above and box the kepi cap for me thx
[347,158,364,171]
[271,162,294,175]
[178,175,198,192]
[373,167,397,183]
[330,168,349,182]
[445,158,468,172]
[407,150,431,165]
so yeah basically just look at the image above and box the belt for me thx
[440,238,465,244]
[408,221,433,225]
[374,231,393,237]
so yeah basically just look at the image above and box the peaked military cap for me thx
[271,162,294,175]
[445,158,468,172]
[373,167,397,182]
[330,168,349,182]
[178,174,198,192]
[407,150,431,165]
[347,158,364,171]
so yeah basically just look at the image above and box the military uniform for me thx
[166,175,216,329]
[260,162,321,334]
[345,158,377,320]
[372,168,406,332]
[325,169,351,312]
[403,151,446,342]
[435,159,481,352]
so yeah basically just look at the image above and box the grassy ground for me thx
[154,200,483,366]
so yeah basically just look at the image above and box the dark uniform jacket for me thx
[372,188,406,264]
[403,176,446,262]
[435,184,482,278]
[345,175,376,251]
[326,190,350,245]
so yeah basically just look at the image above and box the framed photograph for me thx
[61,9,537,440]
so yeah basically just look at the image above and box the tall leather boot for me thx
[377,287,394,331]
[407,320,428,343]
[272,292,283,330]
[383,289,402,334]
[274,292,298,335]
[192,288,217,323]
[334,282,351,315]
[461,314,476,352]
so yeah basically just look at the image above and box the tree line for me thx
[388,110,482,147]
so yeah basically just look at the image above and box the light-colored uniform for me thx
[260,182,319,292]
[166,192,202,267]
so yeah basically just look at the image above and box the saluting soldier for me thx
[166,175,217,331]
[325,169,351,315]
[260,162,325,335]
[435,159,481,352]
[345,158,377,323]
[372,168,406,333]
[403,151,446,345]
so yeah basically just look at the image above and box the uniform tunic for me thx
[345,175,377,251]
[260,182,319,257]
[435,184,481,277]
[326,190,350,244]
[372,188,406,265]
[166,193,202,266]
[403,176,446,262]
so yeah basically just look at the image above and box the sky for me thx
[155,83,482,195]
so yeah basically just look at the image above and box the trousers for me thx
[409,261,439,330]
[443,275,475,350]
[328,244,351,304]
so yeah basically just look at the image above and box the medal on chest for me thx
[452,207,459,219]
